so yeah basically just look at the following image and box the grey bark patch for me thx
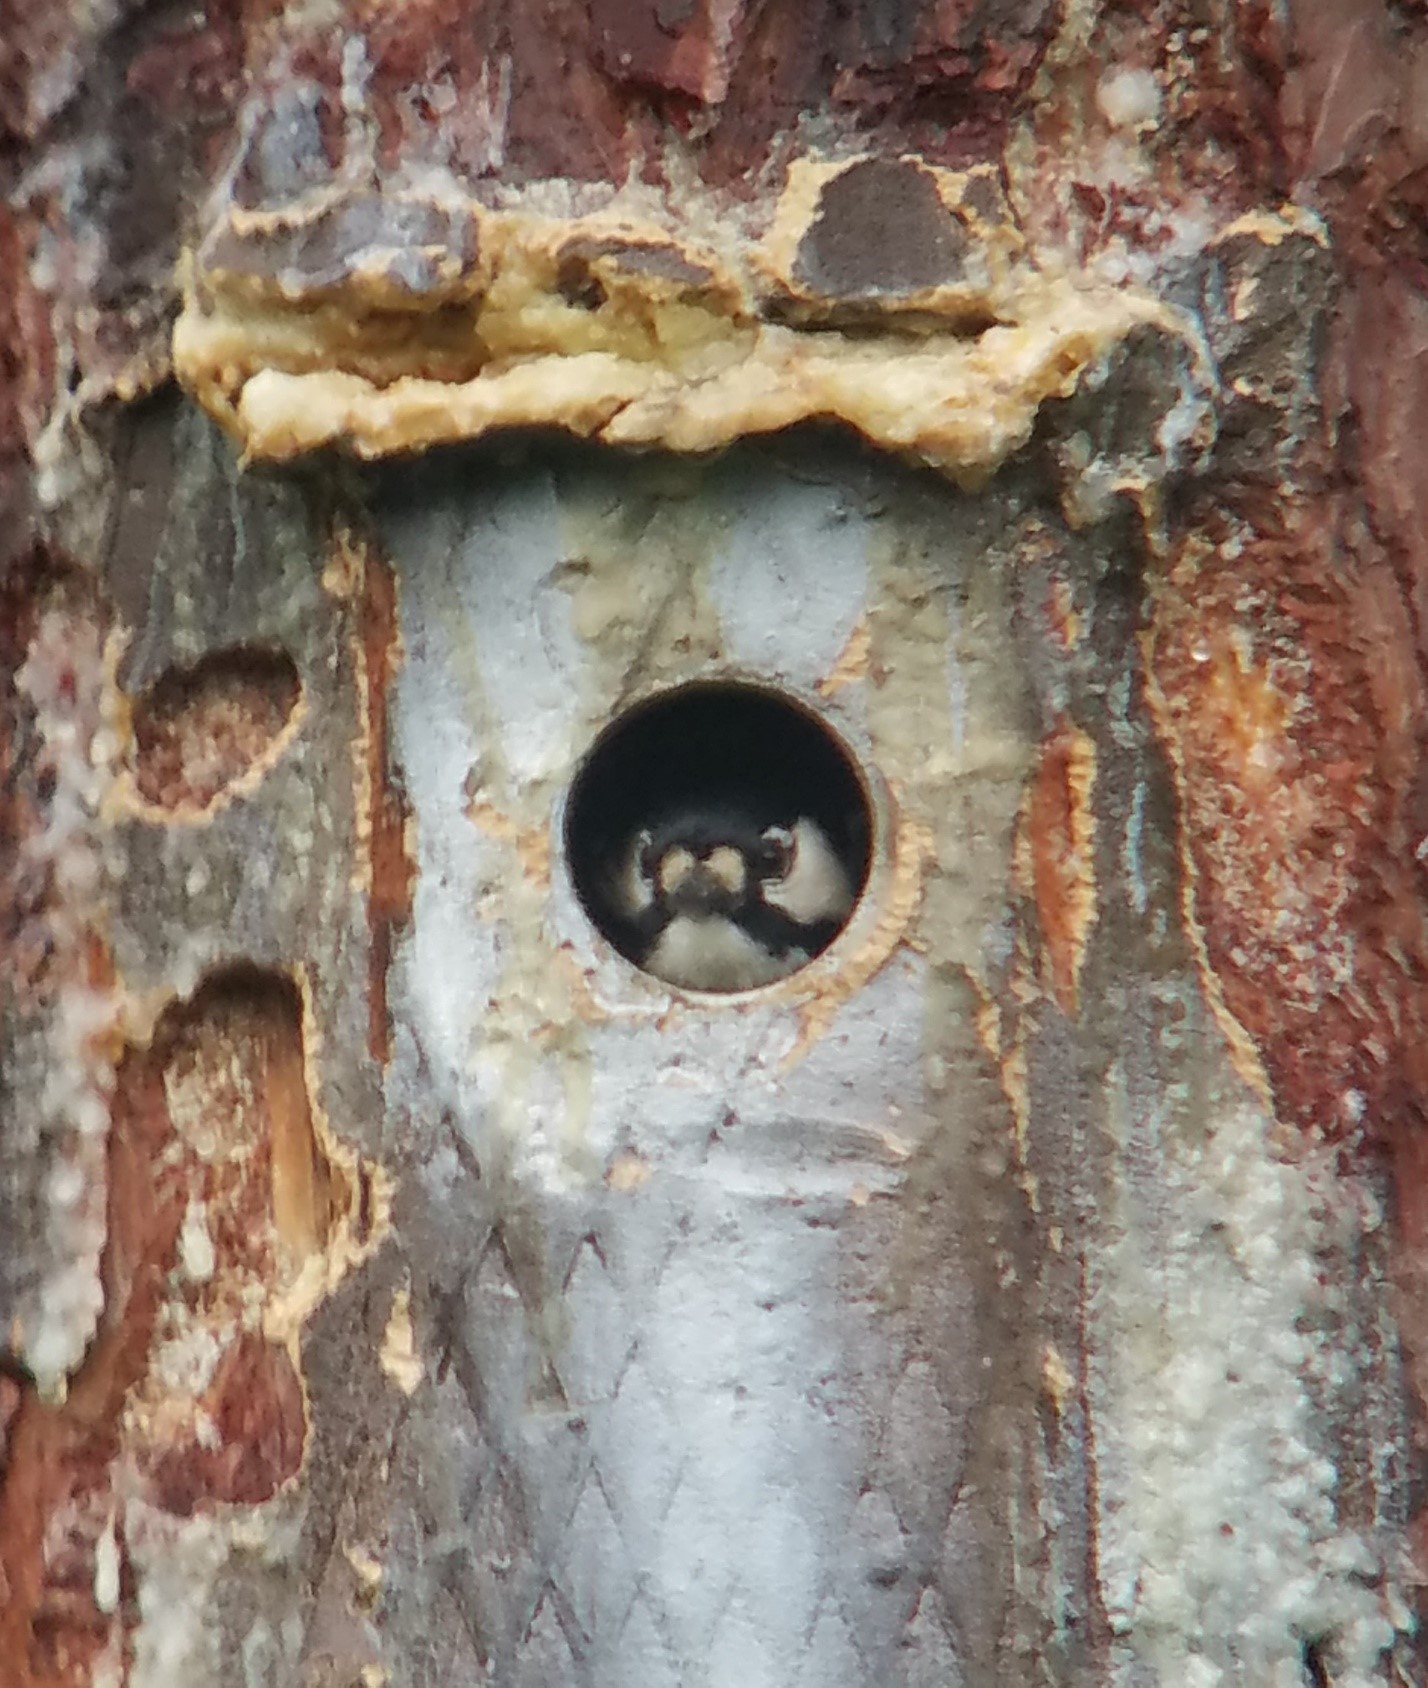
[555,235,717,292]
[206,193,480,296]
[794,159,970,298]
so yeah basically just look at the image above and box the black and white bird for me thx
[606,806,855,992]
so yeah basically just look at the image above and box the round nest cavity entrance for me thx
[565,681,874,993]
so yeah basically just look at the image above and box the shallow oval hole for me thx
[566,681,873,994]
[131,646,301,812]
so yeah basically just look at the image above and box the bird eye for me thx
[759,825,794,876]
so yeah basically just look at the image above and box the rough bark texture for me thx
[4,3,1428,1686]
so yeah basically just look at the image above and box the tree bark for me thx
[2,4,1426,1685]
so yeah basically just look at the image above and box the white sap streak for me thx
[379,446,983,1685]
[704,465,870,692]
[384,469,587,787]
[1091,1042,1395,1686]
[383,500,506,1107]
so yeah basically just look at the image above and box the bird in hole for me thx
[606,805,856,991]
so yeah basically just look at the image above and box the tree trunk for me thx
[2,4,1426,1684]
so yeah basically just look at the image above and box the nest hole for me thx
[565,681,873,990]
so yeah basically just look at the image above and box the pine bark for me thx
[3,4,1427,1684]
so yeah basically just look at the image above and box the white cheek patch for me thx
[645,915,804,992]
[761,817,854,925]
[614,833,655,916]
[704,845,747,897]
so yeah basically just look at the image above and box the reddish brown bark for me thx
[5,2,1428,1682]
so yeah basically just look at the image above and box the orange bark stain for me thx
[350,537,414,1069]
[1146,508,1428,1139]
[1022,719,1098,1017]
[0,973,329,1686]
